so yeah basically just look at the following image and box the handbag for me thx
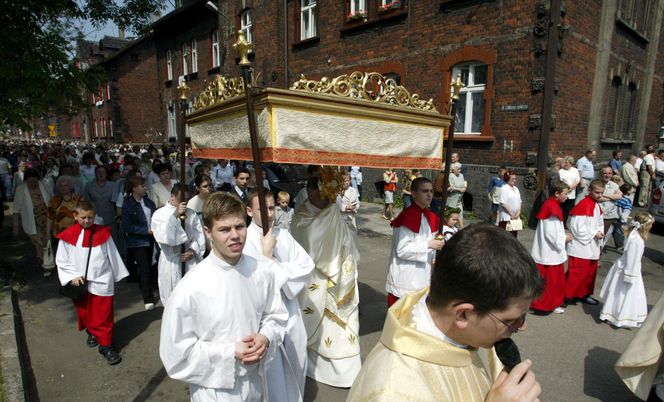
[59,227,94,301]
[42,240,55,270]
[506,219,523,232]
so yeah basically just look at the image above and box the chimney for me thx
[118,28,125,40]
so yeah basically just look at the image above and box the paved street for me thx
[2,202,663,401]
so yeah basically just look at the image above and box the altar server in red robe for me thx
[386,177,443,307]
[56,200,129,365]
[565,179,605,306]
[530,181,571,314]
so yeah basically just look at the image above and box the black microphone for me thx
[494,338,521,372]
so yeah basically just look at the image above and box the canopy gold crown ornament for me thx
[290,71,438,113]
[178,80,190,101]
[233,30,252,67]
[192,75,246,111]
[450,73,464,101]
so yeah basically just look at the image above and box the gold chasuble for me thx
[292,200,362,387]
[347,288,503,402]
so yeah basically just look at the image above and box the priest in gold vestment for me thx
[292,176,362,388]
[348,224,544,402]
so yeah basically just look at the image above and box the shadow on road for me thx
[583,346,641,401]
[358,281,386,336]
[131,366,171,402]
[114,306,164,351]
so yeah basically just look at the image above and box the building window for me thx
[300,0,317,40]
[350,0,367,17]
[101,118,106,138]
[105,82,111,100]
[109,119,114,138]
[182,42,190,76]
[190,39,198,73]
[618,0,651,35]
[167,50,173,81]
[604,76,638,141]
[240,10,253,43]
[211,30,220,68]
[167,102,177,141]
[94,120,98,138]
[451,63,487,134]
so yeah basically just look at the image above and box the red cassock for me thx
[564,197,602,299]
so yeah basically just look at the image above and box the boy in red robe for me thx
[564,179,605,306]
[56,200,129,365]
[530,181,571,314]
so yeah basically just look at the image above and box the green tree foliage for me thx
[0,0,165,129]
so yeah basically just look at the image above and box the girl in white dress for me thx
[599,212,654,328]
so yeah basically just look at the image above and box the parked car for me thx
[246,162,308,207]
[650,179,664,225]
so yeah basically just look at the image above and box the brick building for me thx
[66,0,664,217]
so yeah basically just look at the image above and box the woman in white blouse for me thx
[498,170,521,238]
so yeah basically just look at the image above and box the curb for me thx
[0,286,25,402]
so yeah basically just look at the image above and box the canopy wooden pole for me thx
[177,80,190,276]
[234,31,269,236]
[437,74,464,236]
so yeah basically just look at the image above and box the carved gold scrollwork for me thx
[290,71,438,112]
[192,75,245,111]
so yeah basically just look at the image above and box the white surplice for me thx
[160,253,288,402]
[151,203,206,306]
[567,203,604,260]
[291,201,362,388]
[531,217,567,265]
[386,215,436,298]
[243,223,315,402]
[599,229,647,328]
[336,187,360,231]
[56,231,128,296]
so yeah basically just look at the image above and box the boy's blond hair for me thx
[277,191,290,202]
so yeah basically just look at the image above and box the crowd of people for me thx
[2,139,662,401]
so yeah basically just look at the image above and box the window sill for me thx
[208,66,221,75]
[600,138,636,145]
[165,80,173,87]
[292,36,320,51]
[340,9,408,35]
[615,17,649,45]
[446,134,495,142]
[186,72,199,80]
[440,0,496,13]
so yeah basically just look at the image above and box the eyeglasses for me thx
[488,312,526,333]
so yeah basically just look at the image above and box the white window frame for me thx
[166,50,173,81]
[350,0,366,14]
[190,39,198,73]
[105,82,111,100]
[211,30,220,68]
[381,0,397,5]
[94,120,98,138]
[240,10,253,44]
[301,0,317,40]
[109,119,113,138]
[182,42,190,76]
[451,62,487,134]
[167,102,177,141]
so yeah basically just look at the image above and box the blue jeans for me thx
[612,221,625,249]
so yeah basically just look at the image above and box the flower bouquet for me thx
[348,10,367,21]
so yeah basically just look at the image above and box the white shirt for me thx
[567,203,603,260]
[160,253,288,402]
[559,167,580,199]
[600,181,620,219]
[531,216,567,265]
[336,186,360,230]
[243,223,315,402]
[212,164,234,188]
[499,185,521,222]
[386,215,436,298]
[55,229,128,296]
[150,180,177,209]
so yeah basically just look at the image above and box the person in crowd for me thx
[55,200,128,365]
[292,177,361,388]
[347,224,543,402]
[598,165,623,249]
[12,161,26,196]
[487,166,507,225]
[232,166,251,204]
[186,173,213,224]
[336,173,360,232]
[48,175,83,255]
[401,169,414,208]
[576,149,596,202]
[295,165,323,207]
[0,151,13,200]
[151,184,205,306]
[498,170,522,238]
[187,163,210,198]
[150,163,177,209]
[565,179,605,306]
[382,167,398,221]
[530,180,571,315]
[243,190,315,402]
[84,166,118,241]
[349,166,363,199]
[446,162,467,228]
[655,150,664,186]
[431,163,445,217]
[211,159,234,192]
[79,152,98,185]
[12,168,54,275]
[637,145,656,207]
[610,149,623,176]
[559,156,581,225]
[386,177,442,307]
[160,192,288,401]
[441,207,461,241]
[613,184,635,253]
[121,176,157,310]
[599,213,653,328]
[274,191,294,232]
[621,154,639,203]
